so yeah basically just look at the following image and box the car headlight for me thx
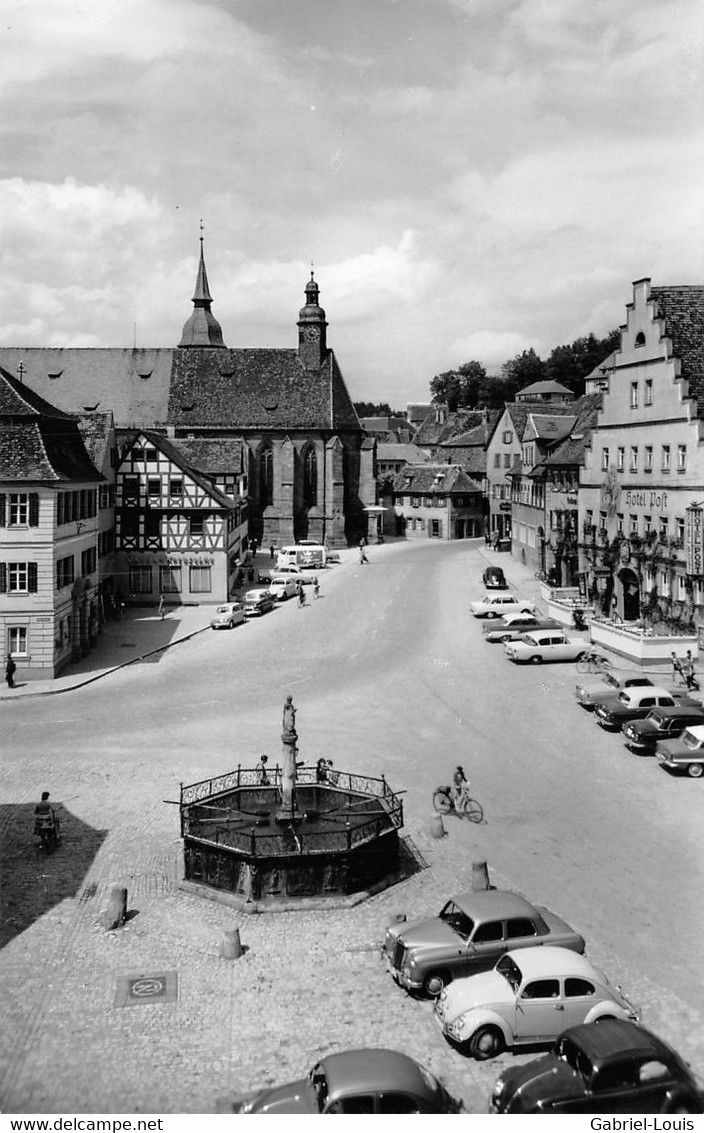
[408,956,418,968]
[492,1077,507,1102]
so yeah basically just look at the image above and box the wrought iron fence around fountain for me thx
[180,766,404,858]
[180,764,394,806]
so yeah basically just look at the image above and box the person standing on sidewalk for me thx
[359,538,368,564]
[5,652,16,688]
[671,652,684,685]
[683,650,699,691]
[298,585,307,608]
[313,577,320,599]
[158,594,165,620]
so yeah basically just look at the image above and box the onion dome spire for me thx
[178,224,225,348]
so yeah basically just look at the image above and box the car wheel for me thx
[486,611,498,619]
[662,1088,700,1113]
[687,762,703,778]
[500,634,512,643]
[423,970,450,997]
[529,655,542,664]
[468,1025,504,1061]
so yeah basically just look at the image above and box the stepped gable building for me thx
[580,279,704,629]
[0,240,373,549]
[0,367,102,678]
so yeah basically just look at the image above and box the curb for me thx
[0,624,210,700]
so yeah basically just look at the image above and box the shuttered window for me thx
[29,493,39,526]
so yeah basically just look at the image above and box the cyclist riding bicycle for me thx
[451,765,469,809]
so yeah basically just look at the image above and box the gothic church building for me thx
[0,242,374,549]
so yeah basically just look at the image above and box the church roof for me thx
[167,347,360,431]
[0,366,102,482]
[76,412,114,469]
[170,436,244,475]
[178,237,225,348]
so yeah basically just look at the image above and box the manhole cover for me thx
[115,970,178,1008]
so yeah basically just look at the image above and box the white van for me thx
[277,543,326,568]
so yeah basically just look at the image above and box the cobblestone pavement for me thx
[1,540,702,1114]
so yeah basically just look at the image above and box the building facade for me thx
[580,279,704,629]
[391,464,484,540]
[113,432,243,605]
[0,368,102,678]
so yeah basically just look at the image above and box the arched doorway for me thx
[618,567,640,622]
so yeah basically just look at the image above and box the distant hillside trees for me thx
[429,330,621,408]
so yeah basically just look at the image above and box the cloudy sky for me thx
[0,0,702,404]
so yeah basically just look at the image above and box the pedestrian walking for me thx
[683,650,699,691]
[255,755,270,786]
[359,537,368,565]
[158,594,165,620]
[5,652,17,688]
[671,651,684,685]
[269,544,275,561]
[313,577,320,599]
[298,586,307,608]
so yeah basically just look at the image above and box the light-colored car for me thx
[243,588,277,616]
[483,613,562,643]
[383,889,585,998]
[504,630,586,665]
[575,670,664,710]
[210,601,246,630]
[434,947,639,1060]
[470,594,536,619]
[271,563,315,585]
[268,575,300,601]
[594,687,691,730]
[656,723,704,777]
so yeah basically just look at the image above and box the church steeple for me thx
[297,269,328,370]
[178,227,225,348]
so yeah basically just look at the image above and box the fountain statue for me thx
[279,695,298,817]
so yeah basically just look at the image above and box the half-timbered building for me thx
[114,432,244,605]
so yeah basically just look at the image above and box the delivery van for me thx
[277,543,326,568]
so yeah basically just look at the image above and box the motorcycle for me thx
[34,811,61,853]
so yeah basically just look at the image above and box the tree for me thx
[544,330,621,396]
[430,361,487,411]
[500,348,545,396]
[354,400,403,417]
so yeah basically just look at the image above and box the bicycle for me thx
[576,650,612,674]
[433,785,484,823]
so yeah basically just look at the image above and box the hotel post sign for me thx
[685,506,704,576]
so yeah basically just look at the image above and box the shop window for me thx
[129,566,152,594]
[189,566,212,593]
[159,566,181,593]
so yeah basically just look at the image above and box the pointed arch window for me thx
[260,445,274,507]
[303,445,317,506]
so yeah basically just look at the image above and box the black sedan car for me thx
[482,565,508,589]
[622,704,704,754]
[489,1019,703,1114]
[594,687,690,730]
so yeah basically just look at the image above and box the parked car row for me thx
[381,887,701,1112]
[210,576,313,629]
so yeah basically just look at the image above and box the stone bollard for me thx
[429,813,447,839]
[221,928,243,960]
[102,885,128,930]
[471,860,490,891]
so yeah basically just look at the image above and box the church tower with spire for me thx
[297,271,328,370]
[178,231,225,348]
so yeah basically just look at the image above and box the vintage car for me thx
[656,723,704,777]
[504,630,586,665]
[233,1048,464,1114]
[470,594,536,619]
[594,687,694,730]
[483,613,562,643]
[271,563,315,585]
[242,588,277,616]
[482,565,508,589]
[209,601,247,630]
[434,947,638,1060]
[489,1019,703,1114]
[575,669,662,710]
[268,575,300,601]
[383,889,584,998]
[622,705,704,755]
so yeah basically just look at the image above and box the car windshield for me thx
[522,635,538,646]
[680,730,700,749]
[556,1037,592,1080]
[604,673,619,688]
[647,709,666,726]
[495,953,522,992]
[439,900,474,940]
[618,691,632,704]
[215,606,229,613]
[308,1066,328,1113]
